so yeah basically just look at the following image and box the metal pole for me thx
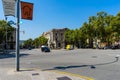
[16,0,20,71]
[5,17,7,53]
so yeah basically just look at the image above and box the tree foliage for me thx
[23,36,48,48]
[65,11,120,48]
[0,20,15,44]
[38,36,48,46]
[65,29,75,44]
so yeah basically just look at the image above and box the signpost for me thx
[16,0,20,71]
[2,0,33,71]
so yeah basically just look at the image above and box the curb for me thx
[16,68,94,80]
[51,70,94,80]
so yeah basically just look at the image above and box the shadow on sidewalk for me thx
[42,57,119,71]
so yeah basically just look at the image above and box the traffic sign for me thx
[21,1,33,20]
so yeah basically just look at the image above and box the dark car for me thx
[111,45,120,49]
[28,47,32,50]
[41,45,50,52]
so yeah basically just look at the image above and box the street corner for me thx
[0,68,16,75]
[0,68,95,80]
[48,70,94,80]
[0,68,33,80]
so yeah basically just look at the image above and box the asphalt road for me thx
[0,49,120,80]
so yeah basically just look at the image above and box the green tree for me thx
[24,38,33,48]
[74,29,80,48]
[33,38,39,48]
[81,22,94,48]
[65,29,75,45]
[38,36,48,46]
[0,20,15,44]
[104,15,114,45]
[111,12,120,43]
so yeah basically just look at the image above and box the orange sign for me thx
[21,1,33,20]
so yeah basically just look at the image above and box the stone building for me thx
[42,28,68,49]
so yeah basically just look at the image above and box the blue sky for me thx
[0,0,120,40]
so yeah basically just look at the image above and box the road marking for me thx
[51,70,94,80]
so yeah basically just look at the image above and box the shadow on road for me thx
[42,57,119,71]
[0,53,30,59]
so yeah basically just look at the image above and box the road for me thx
[0,49,120,80]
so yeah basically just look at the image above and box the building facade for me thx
[0,29,16,50]
[7,29,16,49]
[43,28,68,49]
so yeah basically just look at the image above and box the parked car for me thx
[28,47,32,50]
[66,45,74,50]
[103,46,111,49]
[111,45,120,49]
[41,45,50,52]
[103,44,120,49]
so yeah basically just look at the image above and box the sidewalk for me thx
[0,68,94,80]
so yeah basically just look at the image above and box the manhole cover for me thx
[92,56,97,58]
[32,73,39,76]
[57,76,72,80]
